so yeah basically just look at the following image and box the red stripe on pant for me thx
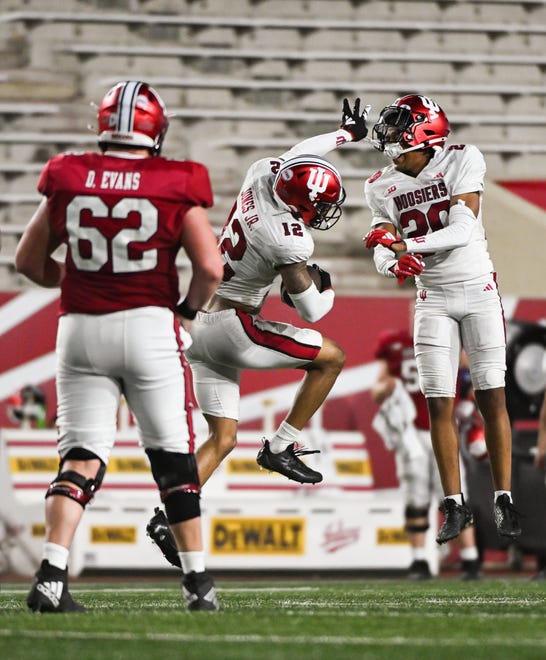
[236,310,320,361]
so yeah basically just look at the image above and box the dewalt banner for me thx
[211,517,305,554]
[90,526,137,543]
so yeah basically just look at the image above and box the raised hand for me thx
[340,97,371,141]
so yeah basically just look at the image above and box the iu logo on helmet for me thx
[307,167,331,201]
[419,96,441,120]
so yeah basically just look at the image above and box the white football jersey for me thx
[216,156,314,309]
[365,144,494,286]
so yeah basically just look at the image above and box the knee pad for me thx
[405,504,430,533]
[146,449,201,524]
[46,448,105,508]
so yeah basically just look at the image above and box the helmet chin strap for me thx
[383,142,425,158]
[384,138,446,159]
[364,137,420,158]
[367,136,446,158]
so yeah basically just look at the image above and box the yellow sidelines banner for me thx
[377,528,408,545]
[210,517,305,555]
[91,526,137,544]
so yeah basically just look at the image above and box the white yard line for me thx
[0,629,545,647]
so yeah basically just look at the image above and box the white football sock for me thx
[43,541,69,570]
[412,547,426,561]
[179,551,205,574]
[460,546,479,561]
[268,421,300,453]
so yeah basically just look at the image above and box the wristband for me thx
[175,297,198,320]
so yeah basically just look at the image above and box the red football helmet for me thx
[273,155,345,230]
[97,81,169,155]
[372,94,450,158]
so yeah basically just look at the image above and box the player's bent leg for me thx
[145,448,221,610]
[292,337,346,424]
[146,449,201,558]
[257,338,345,484]
[197,415,238,486]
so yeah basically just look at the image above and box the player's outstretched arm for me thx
[279,98,371,161]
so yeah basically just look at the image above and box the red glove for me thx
[390,254,424,283]
[363,228,401,250]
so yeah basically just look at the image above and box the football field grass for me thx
[1,576,545,659]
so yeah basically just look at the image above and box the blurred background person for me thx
[7,384,49,429]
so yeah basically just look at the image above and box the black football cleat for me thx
[494,494,522,539]
[182,571,222,611]
[461,558,482,581]
[146,507,181,568]
[27,560,85,613]
[407,559,432,580]
[256,439,322,484]
[436,497,474,545]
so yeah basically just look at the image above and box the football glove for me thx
[363,228,402,250]
[280,263,332,306]
[340,97,371,141]
[309,263,332,290]
[390,254,425,282]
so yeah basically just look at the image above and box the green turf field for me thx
[1,577,545,659]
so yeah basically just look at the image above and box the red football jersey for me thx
[38,152,213,315]
[374,329,430,430]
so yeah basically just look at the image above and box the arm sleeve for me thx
[279,129,353,161]
[404,200,476,253]
[373,245,398,278]
[289,283,335,322]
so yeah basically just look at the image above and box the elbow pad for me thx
[289,283,335,322]
[405,200,475,253]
